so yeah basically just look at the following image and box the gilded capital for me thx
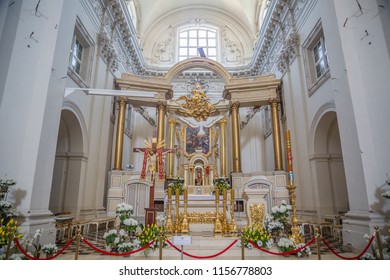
[157,101,167,111]
[117,96,128,106]
[219,119,227,126]
[269,97,279,106]
[168,118,176,126]
[231,101,240,111]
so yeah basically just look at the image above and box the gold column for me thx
[229,188,237,233]
[175,188,180,233]
[157,101,166,145]
[167,118,176,178]
[270,98,283,171]
[219,119,227,177]
[181,188,189,234]
[113,97,127,170]
[231,102,242,173]
[214,189,222,234]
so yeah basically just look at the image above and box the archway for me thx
[312,111,349,216]
[49,109,85,215]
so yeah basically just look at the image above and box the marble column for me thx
[219,119,227,178]
[157,102,166,145]
[270,98,283,171]
[231,102,242,173]
[167,118,176,178]
[113,97,127,170]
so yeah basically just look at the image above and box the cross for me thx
[133,136,174,225]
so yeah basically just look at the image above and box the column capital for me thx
[116,96,128,105]
[269,97,280,106]
[219,118,227,126]
[168,118,176,126]
[157,101,167,110]
[231,101,240,111]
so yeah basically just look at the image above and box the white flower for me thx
[42,243,58,254]
[123,218,138,226]
[33,229,42,240]
[281,200,287,205]
[286,205,292,211]
[271,206,278,213]
[279,205,287,213]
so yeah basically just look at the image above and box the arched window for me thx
[178,27,217,61]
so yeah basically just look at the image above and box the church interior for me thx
[0,0,390,260]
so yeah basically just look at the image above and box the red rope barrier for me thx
[82,237,155,257]
[13,237,74,260]
[248,237,316,256]
[322,234,375,260]
[166,239,238,259]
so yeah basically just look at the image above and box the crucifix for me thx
[133,135,174,225]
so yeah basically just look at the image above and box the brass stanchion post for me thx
[165,187,174,233]
[74,226,81,260]
[229,188,237,233]
[214,189,222,234]
[159,231,163,260]
[315,227,322,260]
[374,225,384,260]
[241,230,245,260]
[181,188,189,234]
[175,188,180,233]
[5,234,12,260]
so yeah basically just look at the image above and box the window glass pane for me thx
[180,31,188,38]
[208,39,216,47]
[179,39,187,46]
[189,30,197,37]
[198,38,207,46]
[189,39,197,47]
[189,48,198,56]
[208,48,216,56]
[179,48,187,56]
[208,32,216,38]
[198,30,207,37]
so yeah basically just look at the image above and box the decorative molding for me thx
[98,32,119,72]
[276,32,299,73]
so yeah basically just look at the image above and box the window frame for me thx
[302,20,330,96]
[67,18,94,87]
[177,26,218,61]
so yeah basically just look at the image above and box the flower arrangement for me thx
[0,218,22,247]
[42,243,58,256]
[0,201,18,223]
[381,190,390,199]
[242,224,273,249]
[213,177,231,194]
[138,224,167,250]
[271,200,292,224]
[167,177,184,195]
[0,176,16,201]
[263,214,284,233]
[277,237,295,253]
[0,176,16,189]
[103,229,120,250]
[117,240,141,253]
[123,218,139,235]
[116,202,134,223]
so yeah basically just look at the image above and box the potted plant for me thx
[277,237,295,256]
[115,202,134,223]
[42,243,58,258]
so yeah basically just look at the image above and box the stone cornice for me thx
[87,0,309,78]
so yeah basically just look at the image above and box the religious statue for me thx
[134,137,172,182]
[196,168,203,186]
